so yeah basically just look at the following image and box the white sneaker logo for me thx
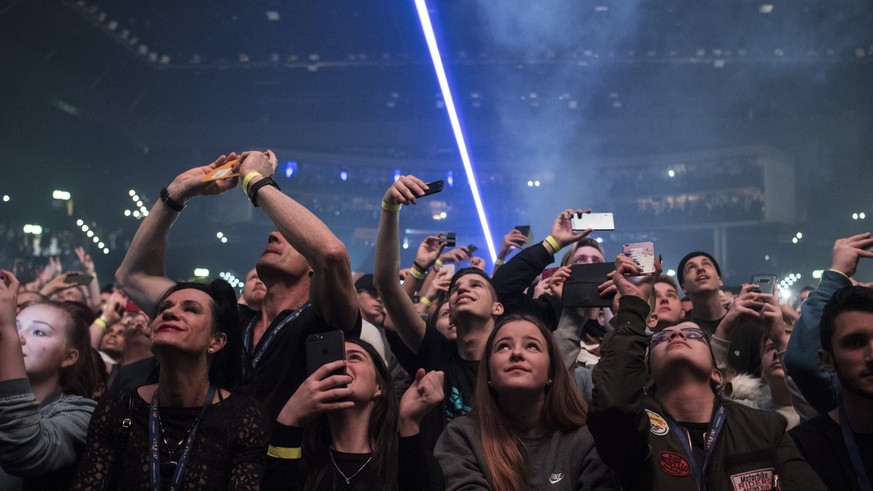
[549,473,564,484]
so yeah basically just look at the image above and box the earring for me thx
[207,348,214,353]
[487,380,492,386]
[547,378,553,386]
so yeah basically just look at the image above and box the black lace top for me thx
[71,386,269,490]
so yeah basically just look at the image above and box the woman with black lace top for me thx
[72,280,270,491]
[263,338,444,491]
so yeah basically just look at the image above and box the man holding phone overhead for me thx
[116,151,361,419]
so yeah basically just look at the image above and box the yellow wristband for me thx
[94,317,108,331]
[408,267,426,281]
[267,445,302,460]
[242,172,263,195]
[381,200,402,212]
[435,259,444,267]
[420,296,433,307]
[544,235,560,252]
[494,259,505,266]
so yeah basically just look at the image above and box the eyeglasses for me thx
[650,327,707,345]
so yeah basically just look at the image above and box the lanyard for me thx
[148,384,216,491]
[840,405,873,491]
[243,303,311,368]
[665,405,726,491]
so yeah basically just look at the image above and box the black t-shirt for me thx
[110,357,158,391]
[790,411,873,491]
[239,304,361,421]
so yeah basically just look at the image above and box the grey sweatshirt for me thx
[434,415,617,490]
[0,378,96,490]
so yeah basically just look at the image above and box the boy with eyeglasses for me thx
[589,254,824,491]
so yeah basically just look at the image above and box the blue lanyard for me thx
[840,405,873,491]
[665,405,726,491]
[148,384,216,491]
[244,303,311,368]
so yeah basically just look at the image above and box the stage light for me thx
[23,224,43,235]
[812,270,823,279]
[285,161,301,181]
[194,268,210,278]
[52,190,71,201]
[667,269,676,277]
[216,232,224,239]
[2,195,8,202]
[124,210,131,216]
[129,190,136,196]
[76,219,84,226]
[446,172,454,187]
[415,0,497,261]
[340,170,348,182]
[668,170,676,177]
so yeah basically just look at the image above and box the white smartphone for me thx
[571,212,615,232]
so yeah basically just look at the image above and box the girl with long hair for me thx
[435,313,616,490]
[0,271,103,490]
[72,280,270,490]
[263,338,444,490]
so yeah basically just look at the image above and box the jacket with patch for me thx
[589,296,826,491]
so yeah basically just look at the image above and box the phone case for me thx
[306,331,346,377]
[623,241,655,275]
[562,263,616,308]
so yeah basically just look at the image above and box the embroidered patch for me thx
[730,468,774,491]
[646,409,669,436]
[659,451,691,477]
[548,473,564,484]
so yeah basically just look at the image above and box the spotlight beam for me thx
[413,0,497,262]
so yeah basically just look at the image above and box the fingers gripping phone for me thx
[306,331,347,380]
[623,242,656,275]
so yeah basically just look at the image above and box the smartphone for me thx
[65,273,93,286]
[562,263,616,308]
[441,263,456,277]
[306,331,347,378]
[541,267,560,281]
[623,241,656,275]
[421,180,445,197]
[751,274,777,295]
[438,232,457,247]
[571,212,615,232]
[466,244,478,255]
[514,225,533,246]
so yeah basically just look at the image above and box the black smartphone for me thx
[438,232,457,247]
[306,331,347,379]
[562,263,616,308]
[421,180,445,197]
[466,244,478,255]
[751,274,777,295]
[65,273,93,286]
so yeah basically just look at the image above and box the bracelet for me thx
[247,176,280,207]
[408,267,426,281]
[494,259,505,266]
[94,317,108,330]
[827,268,850,280]
[412,261,428,274]
[420,296,433,307]
[267,445,302,460]
[381,200,401,212]
[544,235,560,252]
[435,259,444,267]
[242,172,263,195]
[159,188,185,212]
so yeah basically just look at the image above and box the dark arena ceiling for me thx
[1,0,872,288]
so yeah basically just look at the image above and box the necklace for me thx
[329,448,373,485]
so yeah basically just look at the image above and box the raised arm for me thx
[116,153,239,313]
[784,232,873,413]
[373,176,438,354]
[237,151,358,332]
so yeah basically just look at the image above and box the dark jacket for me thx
[491,242,562,329]
[589,296,826,491]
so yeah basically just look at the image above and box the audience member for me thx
[264,338,444,490]
[790,286,873,490]
[115,151,361,419]
[676,251,727,333]
[73,280,269,490]
[435,313,616,490]
[589,254,825,490]
[0,271,101,490]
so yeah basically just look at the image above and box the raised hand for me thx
[830,232,873,278]
[548,209,593,252]
[398,369,445,436]
[276,360,354,427]
[166,153,242,204]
